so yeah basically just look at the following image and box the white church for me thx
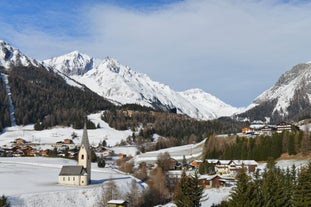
[58,123,91,186]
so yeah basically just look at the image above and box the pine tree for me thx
[228,167,252,207]
[174,170,204,207]
[0,194,10,207]
[288,133,296,155]
[292,162,311,206]
[248,170,263,207]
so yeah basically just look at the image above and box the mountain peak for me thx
[275,64,310,87]
[44,51,94,76]
[243,62,311,121]
[0,40,39,69]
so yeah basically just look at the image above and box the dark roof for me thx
[59,165,86,176]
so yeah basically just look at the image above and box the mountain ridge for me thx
[3,40,310,123]
[44,51,242,120]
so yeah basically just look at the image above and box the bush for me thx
[97,158,106,168]
[0,194,10,207]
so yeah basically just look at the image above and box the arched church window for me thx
[81,154,84,160]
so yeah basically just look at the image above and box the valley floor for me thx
[0,157,235,207]
[0,157,142,207]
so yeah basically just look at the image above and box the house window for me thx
[63,177,65,181]
[68,177,70,181]
[81,154,84,160]
[73,177,75,181]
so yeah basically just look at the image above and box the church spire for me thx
[81,121,90,150]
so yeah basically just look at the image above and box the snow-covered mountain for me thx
[44,52,241,120]
[179,88,242,118]
[0,40,41,69]
[241,63,311,121]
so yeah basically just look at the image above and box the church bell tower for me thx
[77,122,91,184]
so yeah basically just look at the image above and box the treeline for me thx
[0,77,9,132]
[0,65,113,131]
[217,160,311,207]
[204,130,310,161]
[102,109,246,146]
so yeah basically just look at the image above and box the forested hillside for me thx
[102,107,246,148]
[203,129,311,161]
[0,65,113,131]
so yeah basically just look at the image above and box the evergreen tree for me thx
[292,162,311,206]
[97,158,106,168]
[0,194,10,207]
[287,133,296,155]
[227,167,252,207]
[174,170,204,207]
[248,170,263,207]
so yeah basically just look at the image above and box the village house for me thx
[215,160,232,174]
[190,160,203,168]
[39,149,49,156]
[242,127,255,135]
[205,159,258,175]
[228,160,258,173]
[53,138,76,150]
[199,175,225,188]
[58,123,91,186]
[276,122,292,133]
[260,125,276,136]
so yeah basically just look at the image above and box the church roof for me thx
[59,165,85,176]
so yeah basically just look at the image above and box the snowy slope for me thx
[0,112,132,148]
[251,63,311,116]
[179,88,244,118]
[44,52,241,120]
[0,40,40,69]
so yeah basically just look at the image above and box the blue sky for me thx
[1,0,311,107]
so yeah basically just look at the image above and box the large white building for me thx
[58,123,91,186]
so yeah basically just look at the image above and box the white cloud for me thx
[81,0,311,106]
[2,0,311,106]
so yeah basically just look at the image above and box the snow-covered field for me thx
[0,157,233,207]
[0,113,133,151]
[0,157,144,207]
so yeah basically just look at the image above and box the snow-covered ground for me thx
[0,157,233,207]
[0,157,145,207]
[1,113,310,206]
[0,112,133,152]
[136,138,206,163]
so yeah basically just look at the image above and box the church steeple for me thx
[77,121,91,184]
[81,121,90,151]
